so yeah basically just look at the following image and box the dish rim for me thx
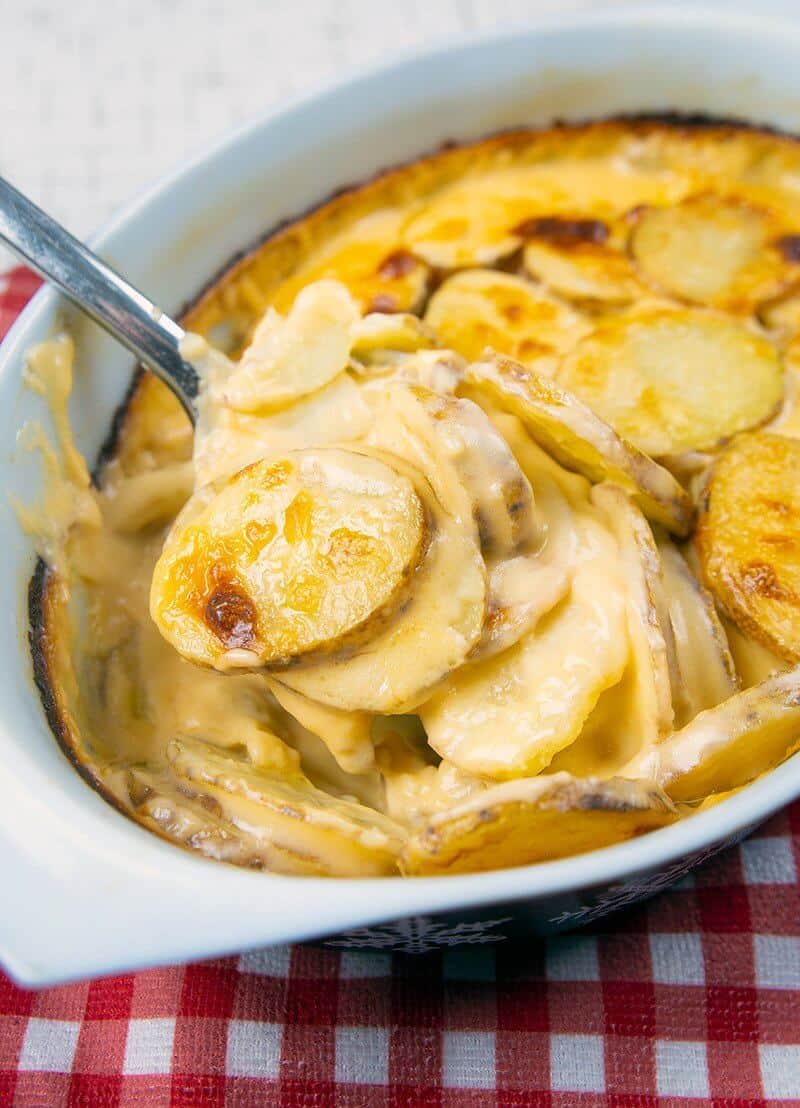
[3,1,800,985]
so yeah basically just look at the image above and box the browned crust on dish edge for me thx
[178,112,800,339]
[27,560,136,823]
[28,111,800,785]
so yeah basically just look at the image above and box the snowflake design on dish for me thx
[547,830,751,928]
[326,914,513,953]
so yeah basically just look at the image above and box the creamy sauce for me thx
[15,335,101,574]
[25,256,800,875]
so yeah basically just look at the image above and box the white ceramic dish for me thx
[3,4,800,986]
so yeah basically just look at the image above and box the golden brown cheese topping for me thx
[24,119,800,879]
[151,449,429,669]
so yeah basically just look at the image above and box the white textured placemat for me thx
[3,0,795,273]
[0,0,633,271]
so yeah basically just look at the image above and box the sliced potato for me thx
[267,679,375,775]
[277,458,487,712]
[548,486,678,778]
[165,737,404,875]
[767,334,800,439]
[631,194,800,310]
[592,484,676,742]
[151,448,427,670]
[100,461,195,534]
[424,269,590,369]
[558,308,783,456]
[461,355,694,535]
[365,382,541,555]
[722,616,790,688]
[524,240,643,304]
[375,349,467,395]
[401,181,524,269]
[658,540,738,726]
[129,769,309,873]
[621,668,800,801]
[401,773,677,875]
[694,786,745,812]
[696,432,800,663]
[400,159,684,271]
[474,556,569,661]
[760,290,800,338]
[350,311,436,363]
[215,280,359,414]
[471,422,590,661]
[194,371,372,487]
[421,542,629,779]
[522,216,644,304]
[656,450,715,491]
[270,209,430,315]
[548,673,647,779]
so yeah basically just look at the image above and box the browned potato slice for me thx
[151,448,427,670]
[462,355,693,535]
[524,238,644,304]
[270,210,430,316]
[401,773,677,876]
[215,280,359,414]
[277,461,487,713]
[621,668,800,802]
[658,541,738,726]
[558,308,783,456]
[592,484,677,741]
[424,269,590,369]
[519,217,643,304]
[401,159,684,271]
[401,181,524,269]
[164,738,404,876]
[696,432,800,663]
[631,194,800,310]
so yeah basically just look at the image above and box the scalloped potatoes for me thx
[27,119,800,880]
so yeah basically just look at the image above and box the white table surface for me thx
[0,0,792,272]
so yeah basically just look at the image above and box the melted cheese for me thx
[25,120,800,878]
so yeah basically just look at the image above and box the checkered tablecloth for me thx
[1,266,799,1106]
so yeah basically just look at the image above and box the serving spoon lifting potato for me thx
[0,175,200,419]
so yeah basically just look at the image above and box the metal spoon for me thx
[0,175,200,421]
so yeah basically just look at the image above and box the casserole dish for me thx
[3,4,800,985]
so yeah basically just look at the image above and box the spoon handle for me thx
[0,175,199,420]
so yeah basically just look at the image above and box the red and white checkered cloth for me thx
[1,266,799,1107]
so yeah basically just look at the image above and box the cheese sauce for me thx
[22,294,745,875]
[24,120,800,878]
